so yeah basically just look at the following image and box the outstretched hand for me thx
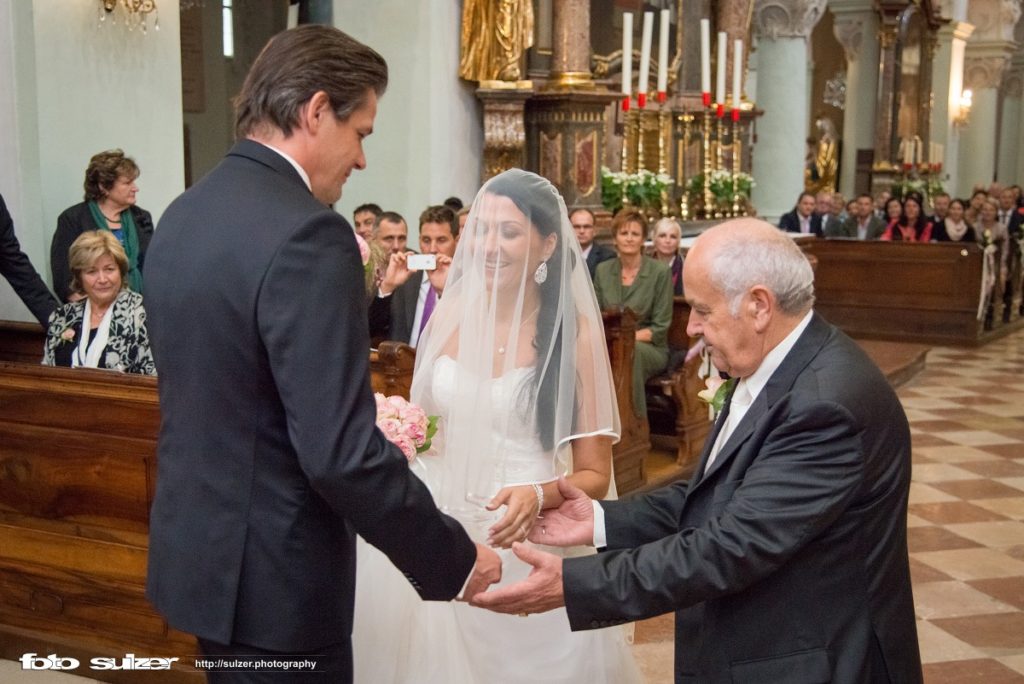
[470,543,565,615]
[460,543,503,602]
[527,477,594,548]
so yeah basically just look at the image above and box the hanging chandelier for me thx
[97,0,160,33]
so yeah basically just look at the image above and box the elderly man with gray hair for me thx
[475,218,922,684]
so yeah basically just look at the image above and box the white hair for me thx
[650,217,682,241]
[707,233,815,316]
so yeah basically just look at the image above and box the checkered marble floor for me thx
[903,332,1024,683]
[630,328,1024,683]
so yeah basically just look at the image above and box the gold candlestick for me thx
[702,106,713,220]
[714,112,726,218]
[637,107,647,174]
[659,103,670,217]
[620,102,630,173]
[679,114,693,221]
[731,116,744,217]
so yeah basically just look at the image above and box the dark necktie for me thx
[419,286,436,335]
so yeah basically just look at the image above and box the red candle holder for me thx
[702,92,712,108]
[621,96,630,112]
[656,91,667,104]
[638,93,647,109]
[731,108,741,122]
[715,103,725,119]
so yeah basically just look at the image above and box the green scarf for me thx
[88,200,143,294]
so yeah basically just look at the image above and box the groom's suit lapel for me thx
[689,313,832,490]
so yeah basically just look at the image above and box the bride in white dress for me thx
[353,169,643,683]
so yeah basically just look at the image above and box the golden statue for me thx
[459,0,534,83]
[805,116,839,194]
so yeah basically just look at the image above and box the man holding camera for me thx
[368,204,459,346]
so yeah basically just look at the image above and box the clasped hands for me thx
[460,478,596,617]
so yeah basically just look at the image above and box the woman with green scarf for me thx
[51,149,154,302]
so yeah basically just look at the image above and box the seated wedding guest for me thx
[443,195,464,212]
[42,231,154,375]
[593,209,672,416]
[827,193,885,239]
[884,196,903,224]
[874,189,891,220]
[816,191,841,235]
[832,191,847,221]
[51,149,153,302]
[648,217,684,295]
[1,192,58,326]
[778,192,822,236]
[932,198,977,243]
[571,207,615,277]
[928,192,951,225]
[881,192,933,242]
[368,204,459,345]
[352,202,382,240]
[844,198,857,218]
[372,210,408,255]
[965,189,987,226]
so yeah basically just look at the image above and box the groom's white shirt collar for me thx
[260,142,312,192]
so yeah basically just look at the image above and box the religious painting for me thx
[540,131,563,188]
[575,131,597,197]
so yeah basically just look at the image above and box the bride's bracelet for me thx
[531,483,544,517]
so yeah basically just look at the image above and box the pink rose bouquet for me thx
[374,393,438,462]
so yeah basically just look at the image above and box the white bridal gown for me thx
[352,356,643,684]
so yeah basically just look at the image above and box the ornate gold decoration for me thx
[459,0,534,83]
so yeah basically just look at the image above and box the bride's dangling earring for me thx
[534,260,548,285]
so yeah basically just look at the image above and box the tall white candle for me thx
[657,9,670,93]
[700,19,711,94]
[622,13,633,97]
[733,39,743,109]
[638,12,654,98]
[716,31,727,104]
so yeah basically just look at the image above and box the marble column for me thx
[959,50,1012,191]
[931,18,974,197]
[548,0,592,88]
[750,0,827,221]
[998,58,1023,183]
[830,0,880,198]
[957,0,1022,193]
[872,17,900,174]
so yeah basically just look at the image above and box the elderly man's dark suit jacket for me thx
[0,193,57,326]
[585,242,617,278]
[367,270,424,344]
[563,313,921,684]
[778,210,823,236]
[143,140,475,664]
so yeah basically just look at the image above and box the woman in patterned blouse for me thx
[42,231,155,375]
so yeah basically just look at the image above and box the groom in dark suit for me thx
[144,26,499,682]
[476,219,922,683]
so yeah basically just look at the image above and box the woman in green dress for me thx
[593,209,673,416]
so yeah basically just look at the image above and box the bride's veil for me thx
[411,169,620,529]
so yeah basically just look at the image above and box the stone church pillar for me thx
[931,16,974,198]
[750,0,827,221]
[999,57,1023,183]
[957,0,1022,194]
[830,0,880,198]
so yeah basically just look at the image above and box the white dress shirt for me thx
[592,310,815,548]
[408,275,432,348]
[261,143,312,191]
